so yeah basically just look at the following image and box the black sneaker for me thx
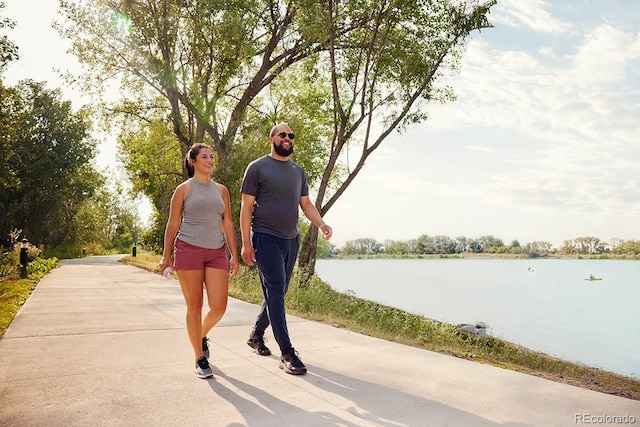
[195,356,213,379]
[247,335,271,356]
[279,348,307,375]
[202,337,210,359]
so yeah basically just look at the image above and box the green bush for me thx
[0,249,19,279]
[27,257,59,280]
[1,242,41,279]
[22,243,42,264]
[1,243,58,281]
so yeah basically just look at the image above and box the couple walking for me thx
[158,123,333,379]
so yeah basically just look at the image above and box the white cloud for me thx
[570,25,640,86]
[492,0,573,34]
[339,10,640,245]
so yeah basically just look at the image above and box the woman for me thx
[159,143,239,379]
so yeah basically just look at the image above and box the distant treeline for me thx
[334,235,640,257]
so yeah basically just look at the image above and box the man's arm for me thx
[299,195,332,240]
[240,193,257,265]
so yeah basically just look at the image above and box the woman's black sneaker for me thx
[247,335,271,356]
[195,356,213,379]
[279,348,306,375]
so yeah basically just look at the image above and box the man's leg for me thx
[247,298,273,355]
[246,232,273,355]
[251,300,270,336]
[277,235,307,375]
[253,232,292,351]
[280,234,300,348]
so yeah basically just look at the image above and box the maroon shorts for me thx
[173,239,228,271]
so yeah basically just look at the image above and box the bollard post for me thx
[19,238,28,278]
[132,245,137,257]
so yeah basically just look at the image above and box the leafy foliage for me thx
[344,234,640,257]
[58,0,496,275]
[26,257,58,280]
[0,2,19,73]
[0,80,102,248]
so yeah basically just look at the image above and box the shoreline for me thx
[330,253,640,261]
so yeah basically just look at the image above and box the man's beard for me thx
[274,142,293,157]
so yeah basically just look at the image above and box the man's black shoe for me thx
[279,348,307,375]
[247,336,271,356]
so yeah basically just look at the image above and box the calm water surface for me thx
[315,258,640,379]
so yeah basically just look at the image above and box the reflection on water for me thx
[315,258,640,379]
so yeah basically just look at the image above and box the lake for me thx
[315,258,640,379]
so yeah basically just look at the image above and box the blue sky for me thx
[3,1,639,248]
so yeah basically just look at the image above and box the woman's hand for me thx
[228,256,240,277]
[158,256,172,275]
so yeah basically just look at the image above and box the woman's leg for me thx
[202,267,229,337]
[177,269,206,361]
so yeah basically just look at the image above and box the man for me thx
[240,122,332,375]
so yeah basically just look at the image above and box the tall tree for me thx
[58,0,495,274]
[0,80,102,247]
[298,0,495,275]
[57,0,334,179]
[1,2,19,230]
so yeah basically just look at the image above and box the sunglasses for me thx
[277,132,295,140]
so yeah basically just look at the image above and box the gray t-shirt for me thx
[241,155,309,239]
[177,178,226,249]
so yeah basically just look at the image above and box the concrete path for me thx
[0,255,638,426]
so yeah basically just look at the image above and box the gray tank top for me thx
[177,178,226,249]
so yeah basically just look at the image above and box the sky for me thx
[2,0,640,248]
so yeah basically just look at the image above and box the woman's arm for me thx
[158,182,187,273]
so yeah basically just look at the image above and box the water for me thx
[315,258,640,379]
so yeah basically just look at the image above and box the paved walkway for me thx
[0,255,638,426]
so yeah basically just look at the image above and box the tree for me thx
[613,239,640,255]
[341,237,382,256]
[57,0,337,178]
[297,0,495,275]
[383,239,410,255]
[525,241,553,257]
[559,237,608,255]
[0,1,19,73]
[1,3,19,228]
[0,80,102,247]
[478,235,505,253]
[58,0,495,275]
[431,235,457,254]
[57,0,340,249]
[70,180,139,253]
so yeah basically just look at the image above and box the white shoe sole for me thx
[195,368,214,379]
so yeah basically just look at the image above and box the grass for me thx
[0,278,38,337]
[2,251,639,400]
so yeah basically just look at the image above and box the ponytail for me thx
[184,151,195,178]
[184,143,212,179]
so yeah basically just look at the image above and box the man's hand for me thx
[241,244,257,266]
[319,224,333,240]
